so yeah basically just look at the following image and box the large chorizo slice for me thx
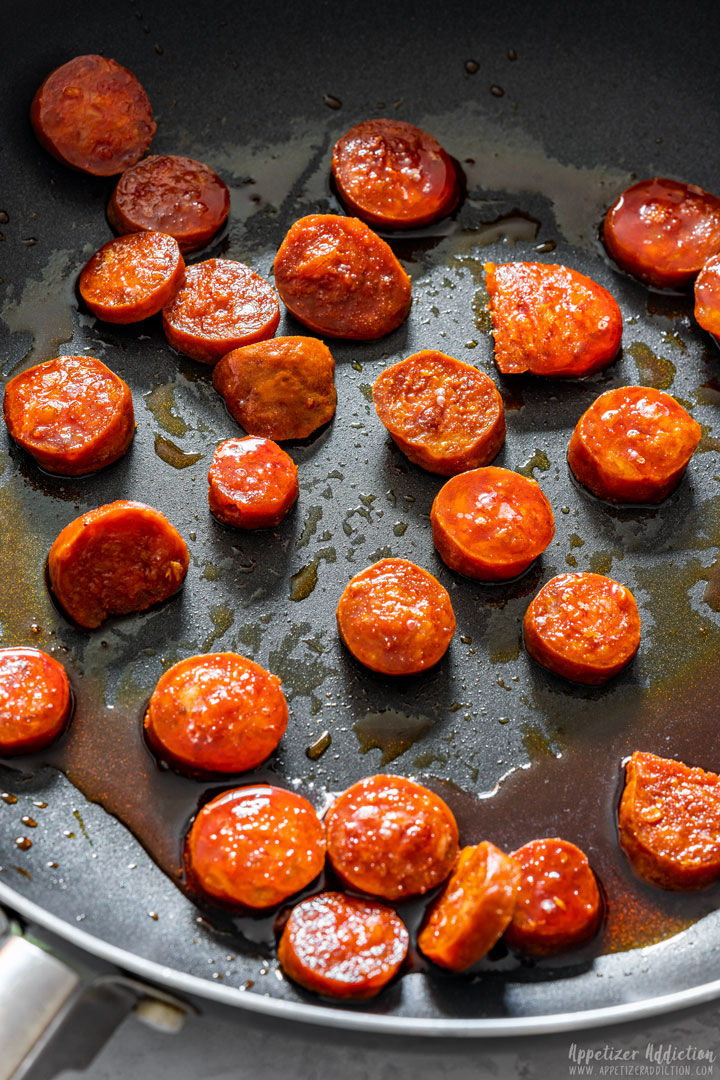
[484,262,622,377]
[417,842,520,971]
[273,214,411,340]
[336,558,456,675]
[144,652,288,775]
[618,751,720,890]
[79,231,185,324]
[603,178,720,289]
[48,500,189,629]
[431,467,555,581]
[278,892,409,999]
[567,386,701,504]
[3,355,134,476]
[108,154,231,253]
[0,648,71,756]
[523,572,641,685]
[30,55,155,176]
[331,118,458,230]
[695,254,720,339]
[373,351,505,475]
[207,437,298,529]
[325,774,459,901]
[185,785,325,909]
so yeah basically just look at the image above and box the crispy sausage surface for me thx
[79,231,184,323]
[207,437,298,529]
[0,648,71,756]
[695,254,720,338]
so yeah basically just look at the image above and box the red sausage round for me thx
[0,648,71,755]
[207,437,298,529]
[79,232,185,324]
[695,254,720,339]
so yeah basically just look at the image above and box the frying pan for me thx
[2,0,720,1039]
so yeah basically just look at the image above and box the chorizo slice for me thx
[79,231,185,324]
[331,118,458,230]
[430,467,555,581]
[212,336,336,441]
[162,259,280,365]
[207,436,298,529]
[618,751,720,890]
[695,254,720,338]
[144,652,288,775]
[273,214,411,340]
[336,558,456,676]
[185,785,325,909]
[3,355,134,476]
[484,262,622,377]
[278,891,409,999]
[30,54,155,176]
[373,351,505,475]
[523,572,641,685]
[567,386,701,504]
[0,648,71,756]
[504,838,603,956]
[48,500,189,629]
[603,178,720,289]
[325,774,459,901]
[417,842,520,972]
[107,154,231,253]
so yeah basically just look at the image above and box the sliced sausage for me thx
[162,259,280,364]
[48,500,189,629]
[373,351,505,475]
[331,118,458,230]
[185,785,325,909]
[0,648,71,756]
[212,336,336,441]
[484,262,622,377]
[79,231,185,324]
[3,355,134,476]
[603,178,720,289]
[325,774,459,901]
[523,572,641,685]
[618,751,720,890]
[431,467,555,581]
[567,386,701,503]
[107,154,231,253]
[417,842,520,971]
[30,54,155,176]
[695,254,720,338]
[278,891,409,999]
[144,652,288,775]
[273,214,411,340]
[336,558,456,675]
[207,437,298,529]
[504,838,603,955]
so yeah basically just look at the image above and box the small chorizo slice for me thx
[504,838,603,956]
[567,386,701,504]
[336,558,456,676]
[212,336,336,441]
[48,500,189,629]
[373,351,505,475]
[325,774,459,901]
[185,785,325,909]
[603,178,720,289]
[695,254,720,339]
[273,214,411,340]
[278,892,409,999]
[0,648,71,756]
[144,652,288,775]
[207,437,298,529]
[331,118,458,230]
[618,751,720,890]
[30,54,155,176]
[484,262,622,377]
[431,467,554,581]
[79,231,184,324]
[3,355,134,476]
[107,154,231,252]
[418,842,520,972]
[523,572,641,685]
[162,259,280,365]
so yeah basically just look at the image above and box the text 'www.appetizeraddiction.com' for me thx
[567,1043,716,1076]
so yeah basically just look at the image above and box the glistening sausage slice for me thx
[618,751,720,890]
[207,437,298,529]
[325,774,459,901]
[695,254,720,339]
[48,500,189,629]
[278,892,409,999]
[0,648,71,756]
[79,232,185,323]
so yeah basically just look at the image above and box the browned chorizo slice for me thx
[207,437,298,529]
[695,254,720,339]
[0,648,72,755]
